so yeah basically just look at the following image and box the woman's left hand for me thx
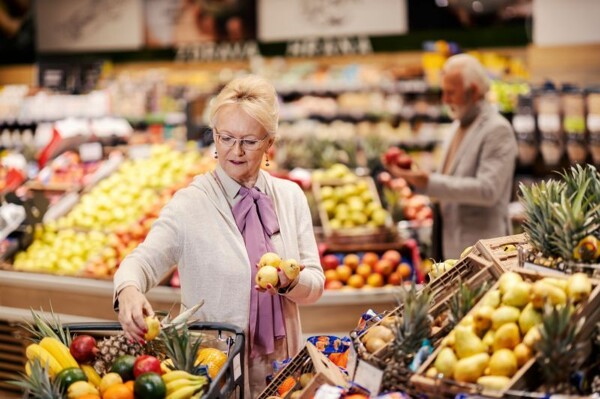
[255,264,305,295]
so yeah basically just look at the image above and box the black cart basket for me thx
[63,321,245,399]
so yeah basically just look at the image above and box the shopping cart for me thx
[63,321,245,399]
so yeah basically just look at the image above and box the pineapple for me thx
[9,358,62,399]
[159,324,204,373]
[21,308,72,346]
[381,283,433,393]
[93,335,146,375]
[535,303,585,394]
[448,281,488,327]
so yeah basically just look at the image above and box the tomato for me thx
[134,372,166,399]
[55,367,87,390]
[133,355,162,378]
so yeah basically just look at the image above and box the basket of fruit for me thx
[13,309,245,399]
[313,176,396,245]
[410,269,600,398]
[475,234,531,273]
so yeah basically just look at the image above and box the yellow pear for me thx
[454,353,490,383]
[460,246,473,258]
[513,343,533,367]
[434,347,458,378]
[522,326,541,348]
[473,306,495,336]
[498,272,523,295]
[459,315,474,327]
[280,258,300,280]
[363,325,394,344]
[491,306,521,330]
[482,330,495,350]
[531,281,566,309]
[488,349,518,377]
[479,290,501,308]
[493,323,520,351]
[477,376,511,391]
[365,337,387,353]
[566,273,592,303]
[540,277,568,291]
[518,303,543,335]
[441,330,456,348]
[455,325,488,359]
[256,265,279,289]
[425,367,438,378]
[258,252,281,268]
[502,281,531,308]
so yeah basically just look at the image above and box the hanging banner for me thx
[258,0,408,42]
[36,0,144,52]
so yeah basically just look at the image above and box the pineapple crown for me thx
[21,308,71,346]
[159,324,204,374]
[448,280,489,327]
[9,358,62,399]
[392,282,433,358]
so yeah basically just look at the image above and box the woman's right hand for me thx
[117,286,154,344]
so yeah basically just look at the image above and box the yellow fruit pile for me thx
[425,271,593,391]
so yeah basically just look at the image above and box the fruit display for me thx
[378,171,433,225]
[321,250,414,290]
[414,270,596,393]
[520,164,600,275]
[313,164,392,236]
[12,308,235,399]
[31,151,103,189]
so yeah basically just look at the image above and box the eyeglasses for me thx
[214,129,269,151]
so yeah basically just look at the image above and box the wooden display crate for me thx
[410,269,600,398]
[313,177,396,245]
[0,320,27,397]
[475,234,531,272]
[355,254,501,363]
[256,342,348,399]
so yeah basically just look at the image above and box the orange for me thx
[196,348,227,379]
[277,376,297,396]
[124,380,134,392]
[397,263,412,279]
[76,395,101,399]
[103,383,134,399]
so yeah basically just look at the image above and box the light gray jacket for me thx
[426,103,518,259]
[113,168,324,392]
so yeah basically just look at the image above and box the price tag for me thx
[588,115,600,132]
[537,114,561,133]
[353,359,383,395]
[128,144,152,160]
[78,142,103,162]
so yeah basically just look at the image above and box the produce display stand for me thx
[63,321,245,399]
[410,268,600,398]
[475,233,531,272]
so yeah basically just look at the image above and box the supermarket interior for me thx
[0,0,600,398]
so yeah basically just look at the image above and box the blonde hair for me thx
[443,54,490,96]
[209,75,279,137]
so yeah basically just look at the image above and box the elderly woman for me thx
[113,75,325,395]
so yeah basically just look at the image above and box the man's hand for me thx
[382,156,430,189]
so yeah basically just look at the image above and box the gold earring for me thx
[265,154,270,167]
[214,151,218,159]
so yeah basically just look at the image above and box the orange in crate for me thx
[277,376,297,396]
[103,383,134,399]
[76,395,101,399]
[124,380,134,392]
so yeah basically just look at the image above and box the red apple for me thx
[322,254,340,271]
[382,250,402,268]
[361,252,379,268]
[397,154,413,170]
[373,259,394,276]
[383,147,404,165]
[325,280,344,290]
[133,355,162,378]
[387,272,403,286]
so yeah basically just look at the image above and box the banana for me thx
[39,337,79,369]
[166,379,202,395]
[166,384,202,399]
[67,381,99,399]
[25,344,62,376]
[81,364,102,387]
[162,370,203,383]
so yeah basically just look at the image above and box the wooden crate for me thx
[0,320,27,397]
[313,177,396,245]
[411,269,600,398]
[256,343,348,399]
[475,234,531,272]
[355,254,501,362]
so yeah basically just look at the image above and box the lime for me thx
[134,372,166,399]
[55,367,87,390]
[109,355,136,382]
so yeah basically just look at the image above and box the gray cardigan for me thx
[426,102,518,259]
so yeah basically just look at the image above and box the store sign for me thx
[36,0,144,52]
[286,36,372,58]
[258,0,408,42]
[175,41,260,62]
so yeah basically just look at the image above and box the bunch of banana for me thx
[25,337,79,376]
[162,370,209,399]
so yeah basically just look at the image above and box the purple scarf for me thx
[232,186,286,358]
